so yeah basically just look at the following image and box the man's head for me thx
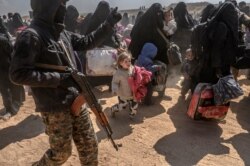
[31,0,69,25]
[239,1,247,8]
[7,13,13,19]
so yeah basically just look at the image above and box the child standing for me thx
[111,52,138,118]
[181,48,194,98]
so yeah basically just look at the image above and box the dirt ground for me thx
[0,74,250,166]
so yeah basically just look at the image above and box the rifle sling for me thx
[157,28,170,48]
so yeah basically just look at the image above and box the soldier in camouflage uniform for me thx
[9,0,121,165]
[38,110,98,165]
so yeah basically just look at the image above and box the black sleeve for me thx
[10,31,61,88]
[70,22,113,51]
[113,31,121,47]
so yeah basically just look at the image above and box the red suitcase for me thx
[187,83,229,120]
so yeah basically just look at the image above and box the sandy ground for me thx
[0,74,250,166]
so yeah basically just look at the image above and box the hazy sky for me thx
[0,0,248,16]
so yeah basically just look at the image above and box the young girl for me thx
[111,52,138,118]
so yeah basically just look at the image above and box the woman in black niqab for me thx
[173,2,195,29]
[86,1,110,34]
[86,1,120,48]
[64,5,79,32]
[200,4,216,23]
[192,2,238,89]
[120,12,129,27]
[129,3,169,64]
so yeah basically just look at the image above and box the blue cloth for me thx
[136,43,158,72]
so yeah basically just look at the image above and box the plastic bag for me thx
[85,46,118,76]
[212,74,243,105]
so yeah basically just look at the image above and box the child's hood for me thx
[139,43,158,59]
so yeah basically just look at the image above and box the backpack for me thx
[191,2,238,65]
[152,60,168,92]
[187,83,230,120]
[167,42,182,65]
[157,28,182,65]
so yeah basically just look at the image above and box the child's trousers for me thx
[111,96,138,116]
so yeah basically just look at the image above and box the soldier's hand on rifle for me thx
[106,7,122,27]
[59,73,81,91]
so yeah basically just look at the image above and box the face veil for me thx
[30,0,68,25]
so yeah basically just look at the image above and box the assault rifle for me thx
[69,68,119,151]
[35,63,119,151]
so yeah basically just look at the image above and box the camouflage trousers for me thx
[34,108,98,166]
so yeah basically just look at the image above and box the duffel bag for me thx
[86,46,118,76]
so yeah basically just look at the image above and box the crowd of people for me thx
[0,0,250,165]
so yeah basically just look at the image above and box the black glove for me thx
[59,73,80,91]
[106,7,122,27]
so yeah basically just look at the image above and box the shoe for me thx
[0,108,6,116]
[110,105,119,118]
[0,112,12,120]
[129,109,137,118]
[129,113,136,119]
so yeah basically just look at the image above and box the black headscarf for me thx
[86,1,110,34]
[200,4,216,23]
[129,3,169,64]
[120,12,129,27]
[214,1,238,66]
[30,0,69,39]
[85,1,120,48]
[214,2,238,43]
[131,3,164,38]
[135,10,144,25]
[31,0,61,24]
[64,5,79,32]
[173,2,195,29]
